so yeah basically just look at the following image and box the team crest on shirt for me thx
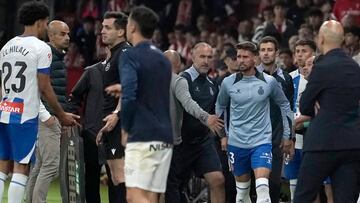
[258,86,264,95]
[195,86,200,92]
[105,63,110,71]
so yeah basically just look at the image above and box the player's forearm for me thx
[40,86,66,118]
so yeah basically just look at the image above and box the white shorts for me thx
[124,141,173,193]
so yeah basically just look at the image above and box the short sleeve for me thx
[37,44,52,75]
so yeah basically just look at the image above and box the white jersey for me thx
[290,69,308,149]
[0,36,52,124]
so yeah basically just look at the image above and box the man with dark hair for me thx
[257,36,294,203]
[279,49,296,72]
[95,11,131,203]
[263,0,297,48]
[76,16,96,66]
[120,6,173,203]
[25,20,71,203]
[343,26,360,57]
[285,38,316,201]
[216,41,293,203]
[306,8,324,31]
[0,1,78,202]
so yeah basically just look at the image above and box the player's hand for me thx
[206,115,224,135]
[96,129,104,146]
[105,84,121,98]
[220,137,228,151]
[280,138,294,157]
[121,129,128,147]
[59,112,80,126]
[101,113,119,132]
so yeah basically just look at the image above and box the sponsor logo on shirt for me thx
[0,101,24,114]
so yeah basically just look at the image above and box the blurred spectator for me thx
[208,32,218,47]
[237,19,253,42]
[306,8,324,31]
[152,28,168,51]
[94,18,106,62]
[167,32,176,47]
[263,0,297,48]
[65,42,85,95]
[81,0,100,19]
[253,5,274,44]
[287,0,310,28]
[176,0,193,27]
[332,0,360,27]
[343,26,360,57]
[196,14,210,32]
[169,24,188,58]
[321,1,333,21]
[258,0,273,14]
[76,16,96,66]
[222,45,238,74]
[298,24,314,40]
[200,30,210,42]
[279,48,297,72]
[312,0,326,7]
[288,35,299,52]
[223,28,238,45]
[106,0,129,12]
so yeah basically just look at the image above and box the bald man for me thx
[26,20,71,203]
[164,43,226,203]
[294,20,360,202]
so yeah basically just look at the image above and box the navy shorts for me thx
[174,138,222,178]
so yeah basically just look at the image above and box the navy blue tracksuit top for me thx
[120,41,173,144]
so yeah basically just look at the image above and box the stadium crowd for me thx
[0,0,360,203]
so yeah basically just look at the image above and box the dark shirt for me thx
[300,48,360,151]
[42,44,68,114]
[67,62,104,139]
[102,41,131,116]
[181,66,218,144]
[258,65,294,145]
[121,41,173,144]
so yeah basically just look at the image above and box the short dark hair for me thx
[306,8,324,18]
[279,48,293,56]
[104,11,128,30]
[295,39,317,51]
[272,0,287,8]
[344,26,360,37]
[130,6,159,39]
[259,36,279,51]
[236,41,258,55]
[18,1,49,26]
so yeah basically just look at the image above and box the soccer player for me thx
[120,6,173,203]
[0,2,78,203]
[285,39,316,201]
[216,41,293,203]
[26,20,70,203]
